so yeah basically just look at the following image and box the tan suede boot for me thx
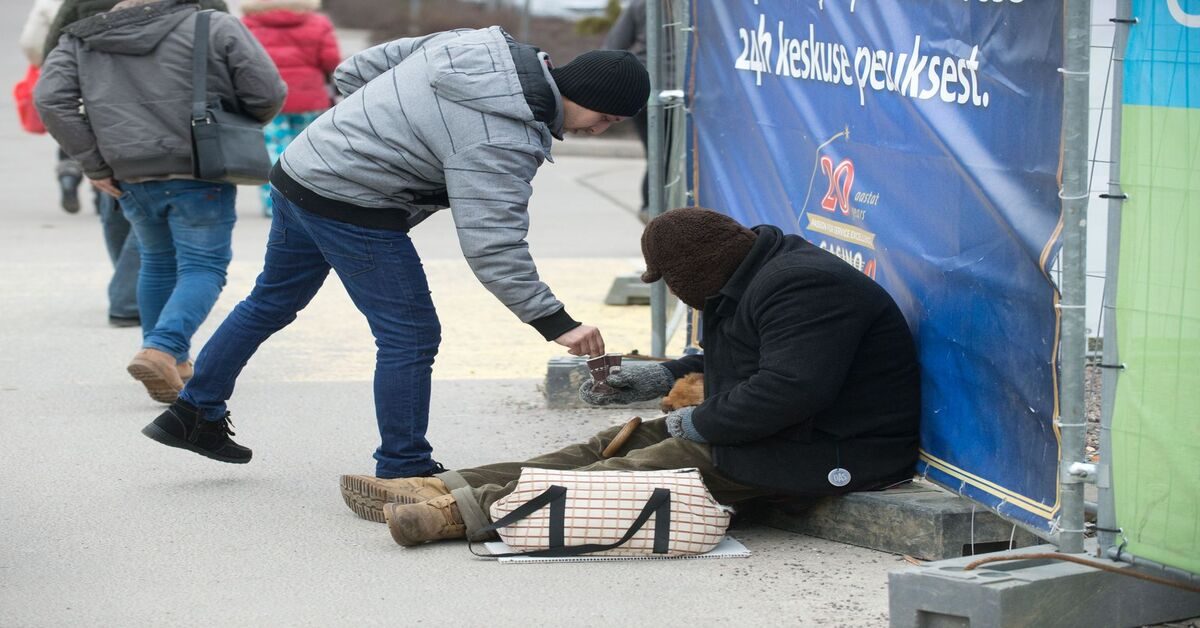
[127,348,184,403]
[177,360,193,384]
[384,494,466,546]
[339,475,451,523]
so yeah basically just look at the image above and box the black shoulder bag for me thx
[190,10,272,184]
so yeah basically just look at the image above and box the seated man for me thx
[339,207,921,546]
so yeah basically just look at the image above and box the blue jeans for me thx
[179,189,441,478]
[118,179,237,363]
[98,191,140,319]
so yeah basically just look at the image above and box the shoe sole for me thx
[141,422,251,464]
[339,475,423,523]
[127,362,182,404]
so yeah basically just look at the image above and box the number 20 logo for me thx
[820,156,855,215]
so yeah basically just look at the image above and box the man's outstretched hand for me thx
[554,324,605,357]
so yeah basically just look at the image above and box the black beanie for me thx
[549,50,650,117]
[641,207,758,309]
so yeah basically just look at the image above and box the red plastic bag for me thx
[13,65,46,135]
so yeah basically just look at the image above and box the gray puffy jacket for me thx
[35,0,286,182]
[279,27,577,339]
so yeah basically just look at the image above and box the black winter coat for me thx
[662,225,920,496]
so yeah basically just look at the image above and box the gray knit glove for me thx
[665,407,708,442]
[578,362,675,406]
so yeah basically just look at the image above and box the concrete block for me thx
[543,355,663,409]
[889,543,1200,627]
[752,482,1042,561]
[604,274,651,305]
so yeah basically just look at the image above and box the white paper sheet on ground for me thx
[483,536,750,564]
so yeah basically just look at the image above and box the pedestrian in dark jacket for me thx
[30,0,139,327]
[36,0,286,403]
[38,0,231,325]
[338,207,922,547]
[140,27,650,481]
[241,0,341,217]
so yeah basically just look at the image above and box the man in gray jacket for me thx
[141,27,651,480]
[36,0,286,402]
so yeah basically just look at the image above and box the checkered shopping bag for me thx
[475,468,731,558]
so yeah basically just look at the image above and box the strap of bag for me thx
[469,486,672,559]
[191,10,212,124]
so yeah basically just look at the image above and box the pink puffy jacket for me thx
[242,2,340,114]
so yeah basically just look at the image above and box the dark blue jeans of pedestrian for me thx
[178,188,441,478]
[118,179,236,363]
[97,191,140,319]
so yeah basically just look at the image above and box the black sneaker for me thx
[141,400,252,464]
[59,175,81,214]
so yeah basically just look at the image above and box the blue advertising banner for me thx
[688,0,1065,533]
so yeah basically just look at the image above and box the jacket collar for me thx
[703,224,784,317]
[504,34,563,142]
[537,52,565,140]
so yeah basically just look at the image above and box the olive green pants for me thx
[437,417,772,539]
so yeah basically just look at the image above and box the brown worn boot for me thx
[127,348,184,403]
[340,475,450,523]
[177,360,193,384]
[384,494,467,546]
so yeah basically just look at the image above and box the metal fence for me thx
[646,0,1199,587]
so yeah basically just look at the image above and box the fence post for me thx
[519,0,532,43]
[648,0,667,357]
[1096,0,1133,559]
[407,0,421,37]
[1057,0,1093,556]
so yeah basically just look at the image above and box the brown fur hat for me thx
[641,207,757,309]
